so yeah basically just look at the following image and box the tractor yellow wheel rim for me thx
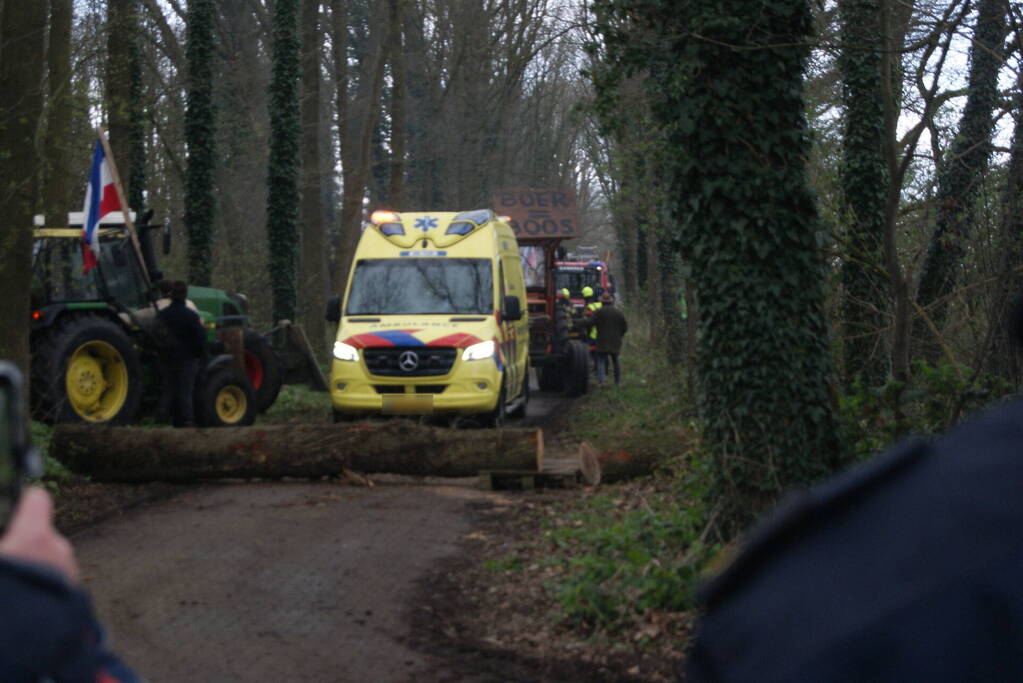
[65,340,129,422]
[215,385,248,423]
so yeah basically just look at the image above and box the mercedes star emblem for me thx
[398,350,420,372]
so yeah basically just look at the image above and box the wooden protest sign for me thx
[492,188,579,239]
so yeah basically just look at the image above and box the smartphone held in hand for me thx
[0,363,40,530]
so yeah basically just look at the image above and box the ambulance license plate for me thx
[382,394,434,414]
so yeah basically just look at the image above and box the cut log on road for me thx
[51,422,545,482]
[575,441,661,483]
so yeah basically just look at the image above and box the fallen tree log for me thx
[51,422,546,482]
[576,441,663,483]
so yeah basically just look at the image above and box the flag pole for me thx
[96,127,151,288]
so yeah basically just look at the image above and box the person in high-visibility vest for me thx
[582,286,602,367]
[556,288,575,333]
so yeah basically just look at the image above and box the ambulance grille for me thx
[363,347,456,377]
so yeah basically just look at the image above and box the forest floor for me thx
[48,378,689,682]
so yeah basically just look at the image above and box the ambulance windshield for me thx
[346,258,493,315]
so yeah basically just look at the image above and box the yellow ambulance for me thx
[326,209,529,425]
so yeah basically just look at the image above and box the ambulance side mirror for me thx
[502,295,522,321]
[325,295,341,323]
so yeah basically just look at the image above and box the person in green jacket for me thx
[585,293,628,386]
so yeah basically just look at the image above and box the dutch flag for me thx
[81,140,121,273]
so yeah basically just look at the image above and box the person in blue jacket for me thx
[0,487,139,682]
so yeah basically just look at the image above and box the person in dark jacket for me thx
[156,280,207,427]
[0,487,139,681]
[584,293,627,386]
[686,296,1023,682]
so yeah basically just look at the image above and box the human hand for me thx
[0,487,79,584]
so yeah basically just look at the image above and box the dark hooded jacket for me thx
[586,302,627,353]
[687,397,1023,682]
[0,557,139,681]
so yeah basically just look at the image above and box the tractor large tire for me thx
[554,306,572,354]
[538,364,561,392]
[33,315,143,425]
[565,341,589,398]
[243,329,283,413]
[195,365,257,428]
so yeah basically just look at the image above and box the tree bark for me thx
[106,0,134,192]
[0,2,47,381]
[335,11,388,289]
[645,221,660,344]
[387,0,406,208]
[51,423,545,482]
[300,0,328,349]
[43,0,73,228]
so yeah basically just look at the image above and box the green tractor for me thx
[29,210,292,427]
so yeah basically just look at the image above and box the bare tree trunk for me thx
[387,0,406,208]
[0,2,47,381]
[881,0,911,386]
[335,14,388,289]
[685,279,698,404]
[300,0,328,348]
[43,0,73,228]
[106,0,134,191]
[645,223,660,344]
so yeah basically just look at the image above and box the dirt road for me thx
[72,390,568,682]
[76,481,513,682]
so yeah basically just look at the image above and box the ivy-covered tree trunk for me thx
[300,0,328,346]
[43,0,73,227]
[914,0,1009,359]
[838,0,889,386]
[0,2,47,379]
[636,0,844,534]
[184,0,218,285]
[267,0,301,323]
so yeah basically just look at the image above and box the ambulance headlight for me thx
[462,340,495,361]
[332,341,359,362]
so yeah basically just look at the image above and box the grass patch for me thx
[534,324,713,635]
[29,420,77,496]
[566,329,696,463]
[484,555,525,573]
[260,384,332,424]
[545,487,712,631]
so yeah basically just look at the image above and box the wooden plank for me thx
[478,469,580,491]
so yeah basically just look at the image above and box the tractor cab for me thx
[31,222,153,321]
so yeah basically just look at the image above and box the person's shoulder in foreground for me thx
[686,396,1023,683]
[0,488,141,683]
